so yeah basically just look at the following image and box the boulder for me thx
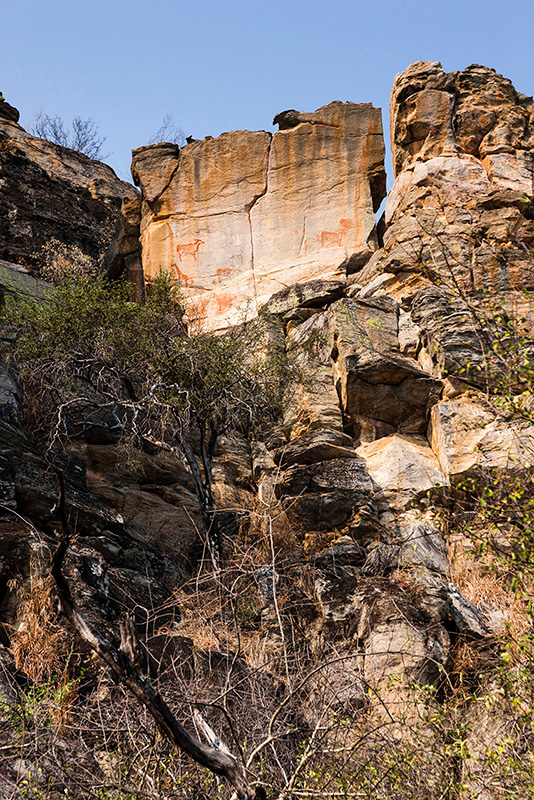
[262,279,346,317]
[357,434,448,510]
[429,397,534,476]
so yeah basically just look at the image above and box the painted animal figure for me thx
[176,238,204,262]
[171,262,191,287]
[320,230,344,248]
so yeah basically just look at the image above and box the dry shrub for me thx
[9,567,69,681]
[172,566,257,655]
[244,497,302,562]
[390,568,424,595]
[449,537,531,645]
[39,238,98,282]
[302,530,337,557]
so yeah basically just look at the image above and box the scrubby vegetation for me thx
[1,272,534,799]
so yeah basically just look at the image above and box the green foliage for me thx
[5,272,178,374]
[3,272,282,447]
[453,469,534,593]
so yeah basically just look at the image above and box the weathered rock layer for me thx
[0,63,533,797]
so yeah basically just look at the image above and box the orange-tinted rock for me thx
[358,62,534,387]
[135,130,270,328]
[250,103,385,298]
[133,102,386,329]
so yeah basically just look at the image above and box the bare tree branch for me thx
[49,469,262,800]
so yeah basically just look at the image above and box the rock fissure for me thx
[132,101,385,328]
[245,136,273,312]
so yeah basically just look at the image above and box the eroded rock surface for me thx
[133,102,385,329]
[1,65,533,795]
[0,95,141,285]
[253,62,534,697]
[361,62,534,304]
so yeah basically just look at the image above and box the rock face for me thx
[0,95,142,286]
[132,102,385,328]
[254,62,534,697]
[361,62,534,303]
[1,66,533,797]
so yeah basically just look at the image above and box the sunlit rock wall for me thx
[132,102,385,328]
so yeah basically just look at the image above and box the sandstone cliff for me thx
[0,64,533,799]
[132,102,385,328]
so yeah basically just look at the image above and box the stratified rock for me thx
[0,259,50,302]
[0,100,140,281]
[133,102,385,329]
[315,574,451,687]
[211,432,255,511]
[274,428,357,468]
[360,62,534,297]
[74,440,203,568]
[314,535,366,574]
[262,279,346,318]
[399,519,450,575]
[410,287,488,383]
[0,93,19,123]
[283,311,344,438]
[447,583,492,638]
[0,362,21,427]
[275,457,377,530]
[329,297,441,441]
[0,643,19,707]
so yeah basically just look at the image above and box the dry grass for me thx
[449,536,531,642]
[9,566,70,682]
[8,563,79,734]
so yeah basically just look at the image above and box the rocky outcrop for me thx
[0,65,533,797]
[250,62,534,696]
[360,62,534,304]
[0,95,142,286]
[1,64,531,692]
[132,102,385,329]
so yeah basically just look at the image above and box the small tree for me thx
[31,109,106,159]
[148,113,186,146]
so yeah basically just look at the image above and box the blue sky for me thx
[2,0,532,187]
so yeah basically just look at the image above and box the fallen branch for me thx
[50,469,263,800]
